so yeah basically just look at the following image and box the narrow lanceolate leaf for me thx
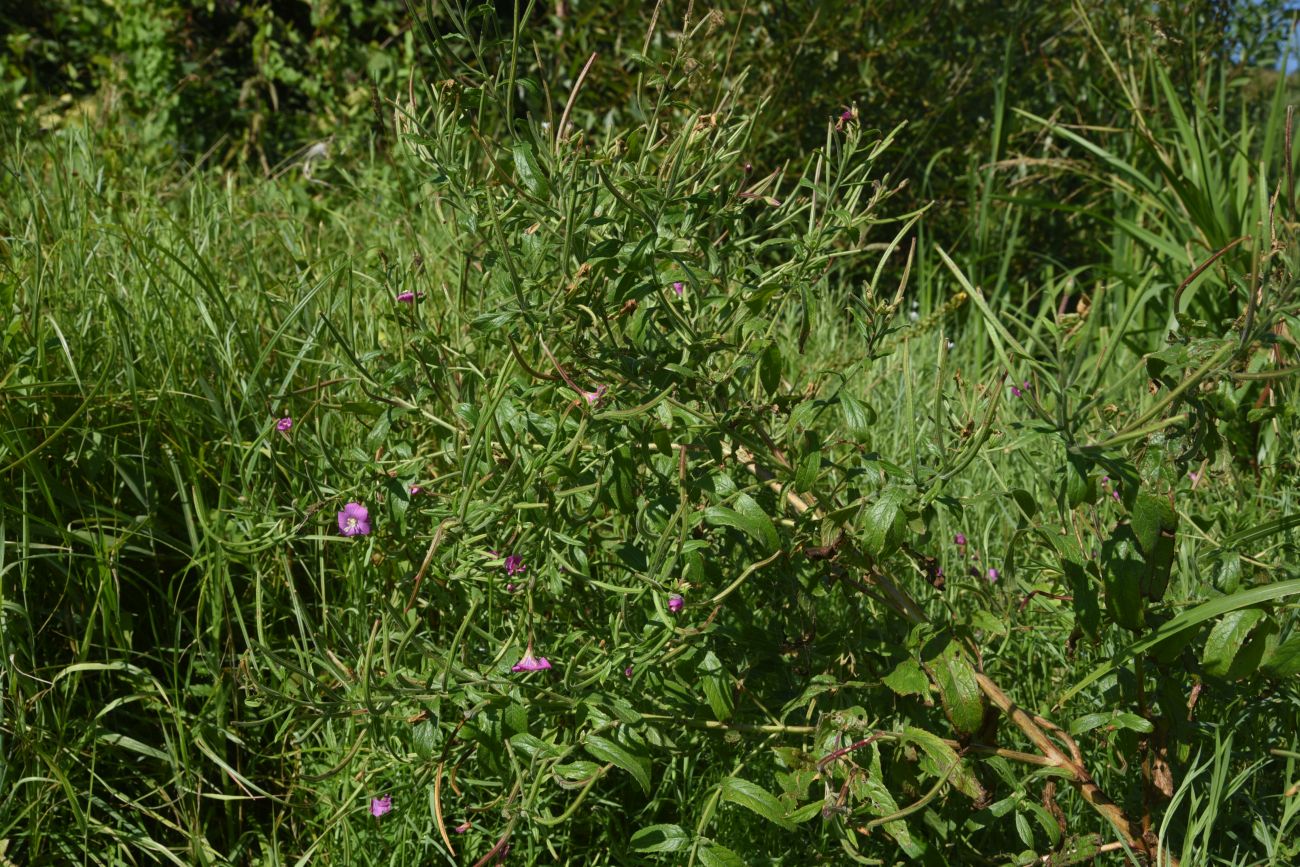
[584,735,650,794]
[704,492,779,553]
[1058,579,1300,706]
[717,777,795,829]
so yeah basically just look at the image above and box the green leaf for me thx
[759,342,781,397]
[1132,493,1177,601]
[1202,608,1266,677]
[1063,557,1100,639]
[882,658,929,697]
[840,394,876,439]
[1068,711,1152,736]
[862,486,908,558]
[365,410,391,451]
[699,651,734,721]
[786,801,823,823]
[1263,634,1300,678]
[901,727,986,802]
[630,824,690,853]
[1064,455,1094,508]
[718,777,795,829]
[705,492,779,553]
[794,449,821,494]
[697,842,747,867]
[923,638,985,738]
[512,141,549,197]
[1058,579,1300,706]
[1215,513,1300,549]
[584,734,650,794]
[1101,527,1146,631]
[1131,493,1176,557]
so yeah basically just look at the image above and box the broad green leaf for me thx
[718,777,795,830]
[512,141,549,197]
[923,639,984,738]
[697,842,746,867]
[584,735,650,794]
[1101,527,1146,631]
[1131,493,1176,557]
[1263,634,1300,678]
[840,393,876,439]
[630,824,690,853]
[1068,711,1152,735]
[901,727,986,802]
[1202,608,1266,677]
[863,486,908,558]
[882,658,929,697]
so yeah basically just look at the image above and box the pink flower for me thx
[396,291,425,303]
[581,385,608,407]
[338,502,371,536]
[504,554,526,576]
[409,485,422,495]
[276,416,293,432]
[624,665,634,677]
[668,594,684,613]
[672,281,684,297]
[370,795,392,817]
[987,568,1000,582]
[512,650,552,672]
[954,533,967,547]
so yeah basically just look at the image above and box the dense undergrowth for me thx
[4,2,1300,865]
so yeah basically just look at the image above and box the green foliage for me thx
[3,2,1300,865]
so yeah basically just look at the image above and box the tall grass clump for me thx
[3,2,1300,865]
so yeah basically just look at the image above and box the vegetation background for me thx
[4,1,1300,864]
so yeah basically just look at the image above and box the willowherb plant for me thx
[231,4,1300,865]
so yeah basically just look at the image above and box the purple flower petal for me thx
[276,416,293,432]
[396,291,425,303]
[987,568,1000,582]
[954,533,966,547]
[668,594,684,613]
[511,651,552,672]
[370,795,392,817]
[672,281,684,297]
[338,502,371,536]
